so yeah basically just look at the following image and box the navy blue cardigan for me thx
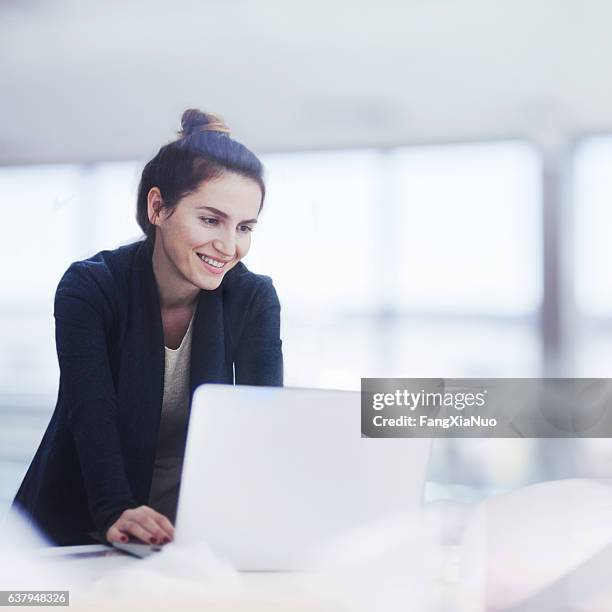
[11,238,283,545]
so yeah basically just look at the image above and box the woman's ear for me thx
[147,187,164,227]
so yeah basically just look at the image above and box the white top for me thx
[148,311,195,524]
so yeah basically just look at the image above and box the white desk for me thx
[32,538,612,612]
[14,544,432,612]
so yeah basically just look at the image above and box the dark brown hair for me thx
[136,109,265,244]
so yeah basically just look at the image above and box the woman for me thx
[11,109,283,547]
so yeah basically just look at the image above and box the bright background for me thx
[2,0,612,516]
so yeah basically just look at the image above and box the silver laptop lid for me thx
[175,385,431,570]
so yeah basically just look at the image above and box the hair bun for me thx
[179,109,230,138]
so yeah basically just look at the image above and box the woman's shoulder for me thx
[222,261,280,311]
[56,238,146,304]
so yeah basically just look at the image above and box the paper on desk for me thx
[299,508,458,612]
[0,509,242,608]
[0,508,72,591]
[458,477,612,611]
[86,539,240,598]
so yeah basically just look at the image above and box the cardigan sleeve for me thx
[54,262,138,536]
[234,276,283,387]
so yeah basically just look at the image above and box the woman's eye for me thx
[200,217,218,226]
[238,225,254,234]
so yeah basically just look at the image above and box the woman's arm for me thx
[233,276,283,387]
[54,262,138,536]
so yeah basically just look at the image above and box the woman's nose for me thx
[213,230,235,257]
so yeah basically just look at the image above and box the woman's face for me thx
[149,172,262,292]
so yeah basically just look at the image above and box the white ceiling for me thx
[2,0,612,164]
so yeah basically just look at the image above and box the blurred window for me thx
[574,137,612,318]
[391,143,542,315]
[0,142,544,514]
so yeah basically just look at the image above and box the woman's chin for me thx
[195,274,224,291]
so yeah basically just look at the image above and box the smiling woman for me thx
[149,173,261,299]
[10,109,283,547]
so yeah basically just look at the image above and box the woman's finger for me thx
[140,514,170,543]
[121,518,159,544]
[149,511,175,539]
[105,524,129,544]
[132,505,174,540]
[112,506,174,543]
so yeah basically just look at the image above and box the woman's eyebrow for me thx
[196,205,258,225]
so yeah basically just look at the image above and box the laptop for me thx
[114,384,432,569]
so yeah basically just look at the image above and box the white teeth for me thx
[198,254,225,268]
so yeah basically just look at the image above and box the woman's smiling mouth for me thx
[197,253,231,274]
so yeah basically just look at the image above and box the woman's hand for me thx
[105,505,175,545]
